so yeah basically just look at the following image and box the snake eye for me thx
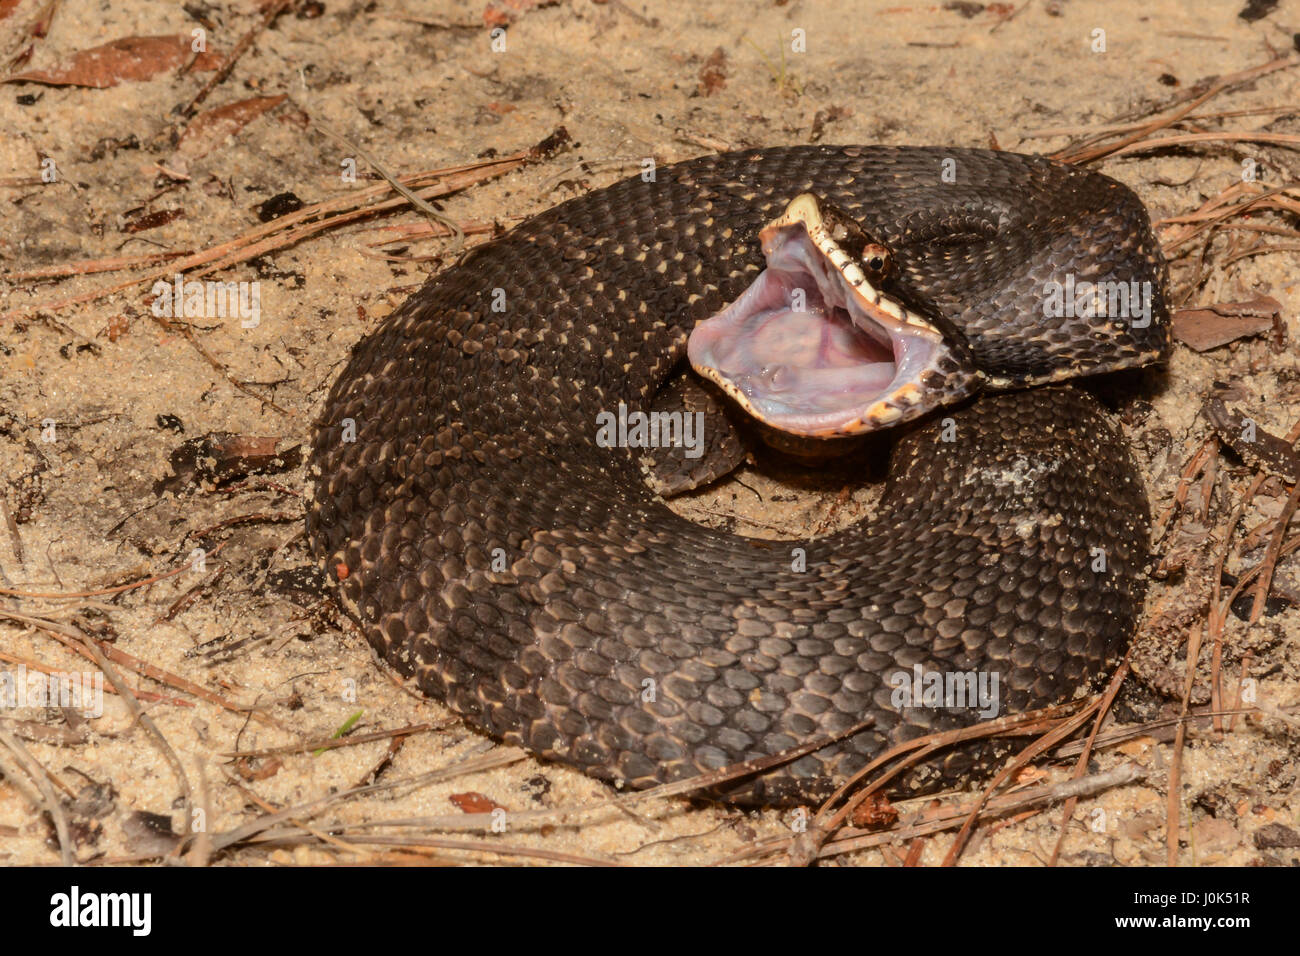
[861,243,892,277]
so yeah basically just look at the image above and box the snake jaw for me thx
[688,193,979,438]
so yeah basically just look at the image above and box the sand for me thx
[0,0,1298,866]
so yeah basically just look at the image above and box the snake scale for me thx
[307,146,1171,804]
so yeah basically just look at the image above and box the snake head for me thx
[688,193,980,438]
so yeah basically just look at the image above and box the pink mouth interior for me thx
[688,225,936,434]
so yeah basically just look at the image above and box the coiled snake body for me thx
[308,146,1170,803]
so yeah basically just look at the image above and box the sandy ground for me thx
[0,0,1298,866]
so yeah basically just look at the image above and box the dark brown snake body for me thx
[307,146,1171,803]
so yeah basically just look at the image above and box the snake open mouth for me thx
[688,194,974,438]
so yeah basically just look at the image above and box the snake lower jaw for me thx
[687,194,979,439]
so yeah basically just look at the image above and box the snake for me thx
[307,146,1171,804]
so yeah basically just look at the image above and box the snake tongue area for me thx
[688,192,979,437]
